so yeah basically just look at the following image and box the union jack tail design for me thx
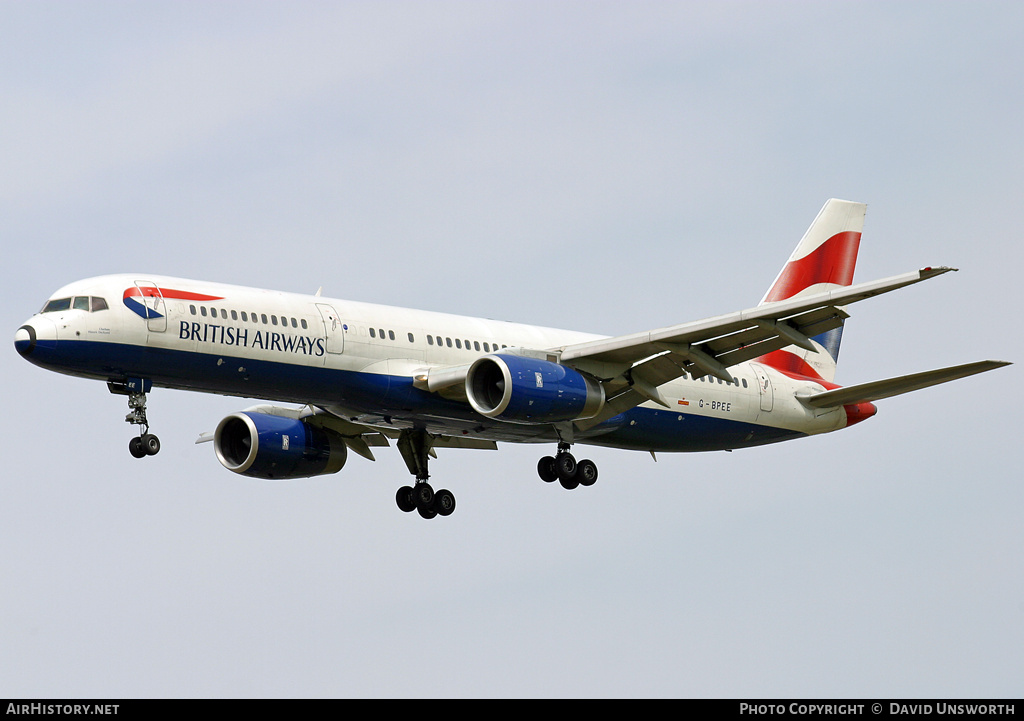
[757,199,866,382]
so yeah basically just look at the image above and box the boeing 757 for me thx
[14,199,1009,518]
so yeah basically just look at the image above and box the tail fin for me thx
[757,199,866,382]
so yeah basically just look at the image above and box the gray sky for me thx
[2,0,1021,698]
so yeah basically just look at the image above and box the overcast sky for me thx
[2,1,1021,698]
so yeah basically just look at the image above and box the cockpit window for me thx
[42,298,72,313]
[40,296,109,313]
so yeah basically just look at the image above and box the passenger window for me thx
[369,328,376,338]
[241,311,248,322]
[483,342,490,352]
[427,335,434,346]
[474,341,480,351]
[91,297,108,312]
[201,307,207,317]
[378,328,385,340]
[272,315,279,326]
[190,305,197,315]
[231,310,238,321]
[301,319,307,330]
[261,314,268,324]
[742,379,748,388]
[446,338,452,348]
[455,339,462,349]
[389,330,395,341]
[408,333,414,343]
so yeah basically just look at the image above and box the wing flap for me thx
[429,435,498,451]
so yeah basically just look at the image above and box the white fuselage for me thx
[17,274,852,452]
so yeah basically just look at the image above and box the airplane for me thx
[14,199,1010,519]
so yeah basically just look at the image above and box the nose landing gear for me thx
[108,379,161,458]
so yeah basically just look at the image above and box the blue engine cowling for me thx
[466,354,605,424]
[214,411,348,480]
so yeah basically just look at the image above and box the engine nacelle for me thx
[466,354,605,424]
[214,411,348,480]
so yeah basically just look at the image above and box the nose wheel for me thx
[129,433,161,458]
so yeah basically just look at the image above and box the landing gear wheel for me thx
[434,489,456,517]
[555,452,577,481]
[576,459,598,487]
[537,456,558,483]
[415,483,435,509]
[129,437,147,459]
[417,504,438,519]
[396,486,416,513]
[142,433,161,456]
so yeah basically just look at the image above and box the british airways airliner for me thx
[14,200,1009,518]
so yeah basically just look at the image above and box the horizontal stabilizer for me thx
[798,360,1011,408]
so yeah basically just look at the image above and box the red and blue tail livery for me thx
[15,199,1009,519]
[756,199,865,382]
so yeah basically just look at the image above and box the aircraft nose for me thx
[14,318,57,358]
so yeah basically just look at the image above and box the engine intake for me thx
[466,354,605,424]
[214,411,348,480]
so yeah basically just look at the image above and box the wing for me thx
[555,266,957,428]
[796,360,1011,408]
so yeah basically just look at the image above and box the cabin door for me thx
[133,280,167,333]
[316,304,345,355]
[752,363,774,412]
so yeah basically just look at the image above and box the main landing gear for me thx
[537,442,598,490]
[109,380,161,459]
[395,429,456,519]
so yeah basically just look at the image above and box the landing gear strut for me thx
[395,428,456,519]
[538,442,598,490]
[109,379,160,458]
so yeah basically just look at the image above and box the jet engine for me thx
[466,354,605,424]
[214,411,348,480]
